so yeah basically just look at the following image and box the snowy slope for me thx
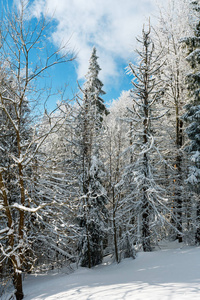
[23,242,200,300]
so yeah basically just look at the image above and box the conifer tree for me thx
[182,0,200,244]
[84,47,109,122]
[120,25,168,252]
[77,47,108,268]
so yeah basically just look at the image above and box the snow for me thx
[0,227,9,234]
[12,202,48,212]
[23,242,200,300]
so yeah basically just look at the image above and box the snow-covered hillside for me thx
[21,242,200,300]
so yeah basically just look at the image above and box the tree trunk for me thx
[113,187,119,263]
[173,116,183,242]
[142,199,152,252]
[86,226,92,268]
[176,154,183,243]
[195,202,200,244]
[14,271,24,300]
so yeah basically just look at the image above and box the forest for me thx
[0,0,200,299]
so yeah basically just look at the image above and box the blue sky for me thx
[3,0,164,109]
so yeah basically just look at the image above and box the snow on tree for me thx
[118,24,169,252]
[84,47,109,123]
[30,108,79,269]
[103,91,133,262]
[78,152,108,267]
[152,0,192,242]
[76,47,108,268]
[0,2,74,299]
[181,0,200,244]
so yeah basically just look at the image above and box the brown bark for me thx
[14,272,24,300]
[0,172,24,299]
[173,102,184,242]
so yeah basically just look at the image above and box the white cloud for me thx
[30,0,162,82]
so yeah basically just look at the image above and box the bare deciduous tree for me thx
[0,1,74,299]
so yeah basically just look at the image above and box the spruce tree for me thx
[182,0,200,243]
[77,47,108,268]
[84,47,109,122]
[119,25,168,252]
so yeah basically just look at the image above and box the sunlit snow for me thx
[22,242,200,300]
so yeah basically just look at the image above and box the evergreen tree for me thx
[77,47,108,268]
[182,0,200,244]
[84,47,109,123]
[119,25,168,252]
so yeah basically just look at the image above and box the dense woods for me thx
[0,0,200,299]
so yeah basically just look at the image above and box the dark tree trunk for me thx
[86,222,92,268]
[112,188,119,263]
[142,199,152,252]
[173,119,183,243]
[176,155,183,243]
[14,271,24,300]
[195,203,200,244]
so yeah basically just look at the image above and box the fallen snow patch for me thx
[24,243,200,300]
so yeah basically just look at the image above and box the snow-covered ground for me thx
[22,242,200,299]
